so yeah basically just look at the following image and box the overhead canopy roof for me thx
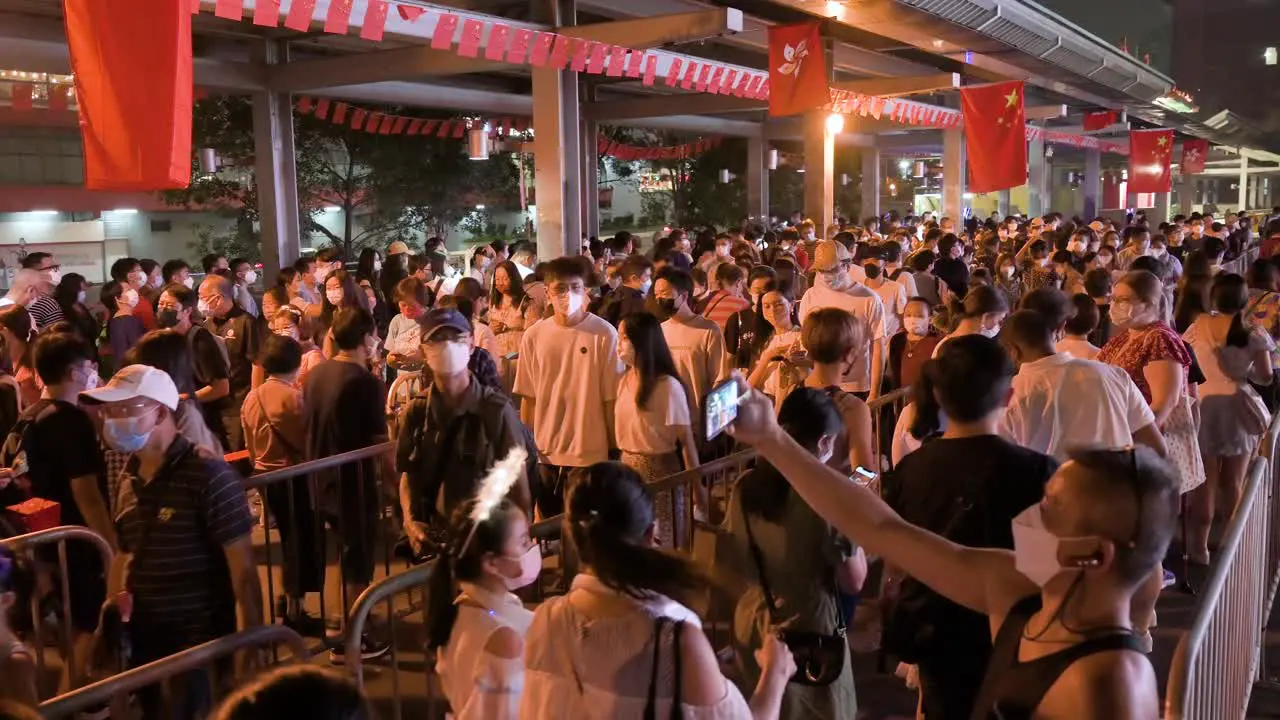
[0,0,1274,154]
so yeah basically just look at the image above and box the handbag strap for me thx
[742,510,846,634]
[643,617,685,720]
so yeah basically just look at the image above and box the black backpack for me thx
[402,385,537,523]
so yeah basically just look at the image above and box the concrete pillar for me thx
[860,145,880,222]
[1239,151,1249,213]
[1082,149,1101,220]
[1027,131,1047,217]
[531,0,582,259]
[746,135,770,224]
[942,127,965,219]
[997,189,1011,218]
[581,85,600,241]
[1154,193,1171,223]
[1178,173,1195,216]
[251,40,301,281]
[803,111,835,239]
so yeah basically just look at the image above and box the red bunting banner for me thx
[10,82,33,111]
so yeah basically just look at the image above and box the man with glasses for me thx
[156,283,230,449]
[200,275,260,453]
[397,308,530,558]
[19,252,65,329]
[798,239,886,401]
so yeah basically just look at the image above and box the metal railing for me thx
[39,626,310,719]
[1,526,114,692]
[1164,454,1271,719]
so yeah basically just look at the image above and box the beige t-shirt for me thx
[661,314,728,419]
[614,373,691,455]
[514,313,622,467]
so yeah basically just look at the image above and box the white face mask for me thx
[980,321,1002,338]
[197,298,211,315]
[617,339,636,366]
[121,288,140,308]
[1098,254,1114,267]
[500,544,542,591]
[1111,301,1138,327]
[1012,504,1078,588]
[326,288,345,306]
[128,270,146,287]
[638,279,652,296]
[1037,257,1051,268]
[904,318,930,336]
[1001,266,1015,279]
[242,270,257,285]
[76,290,86,304]
[1067,241,1085,254]
[373,259,382,273]
[715,245,731,259]
[552,290,585,318]
[424,340,470,376]
[806,231,816,241]
[45,269,61,286]
[1151,248,1166,260]
[182,276,194,290]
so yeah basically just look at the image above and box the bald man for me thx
[730,379,1174,720]
[200,274,262,452]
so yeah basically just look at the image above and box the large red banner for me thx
[64,0,192,190]
[959,80,1027,193]
[1129,129,1176,193]
[767,22,829,117]
[1180,137,1209,175]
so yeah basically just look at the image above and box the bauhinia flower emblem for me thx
[777,38,809,77]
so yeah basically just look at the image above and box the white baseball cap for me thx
[80,365,179,411]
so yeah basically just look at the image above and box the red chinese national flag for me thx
[65,0,192,190]
[767,21,829,117]
[1129,129,1175,193]
[1180,137,1209,175]
[959,80,1027,193]
[1082,110,1117,132]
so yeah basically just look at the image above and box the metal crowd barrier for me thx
[39,626,310,719]
[1164,454,1271,720]
[0,526,114,693]
[242,442,397,639]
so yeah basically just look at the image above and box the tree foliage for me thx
[163,97,520,260]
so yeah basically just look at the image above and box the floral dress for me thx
[1098,322,1204,493]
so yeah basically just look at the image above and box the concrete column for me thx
[860,145,880,222]
[1154,193,1171,223]
[251,40,301,281]
[531,0,582,259]
[1178,173,1195,216]
[581,84,600,241]
[746,135,770,224]
[1027,131,1047,217]
[803,111,835,239]
[1082,149,1101,220]
[997,190,1011,218]
[942,127,965,219]
[1238,152,1249,212]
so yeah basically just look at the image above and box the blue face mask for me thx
[102,411,156,453]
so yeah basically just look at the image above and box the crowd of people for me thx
[0,204,1278,719]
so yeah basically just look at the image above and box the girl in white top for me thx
[1055,293,1102,360]
[615,312,700,547]
[933,284,1008,359]
[747,291,805,412]
[520,463,794,720]
[453,278,501,362]
[426,499,540,720]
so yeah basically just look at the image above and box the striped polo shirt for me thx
[113,436,253,645]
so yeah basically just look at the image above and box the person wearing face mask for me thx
[513,257,623,520]
[53,273,100,361]
[18,252,65,329]
[863,259,909,339]
[1115,227,1152,272]
[888,297,943,392]
[397,307,530,555]
[718,387,863,720]
[653,267,729,440]
[201,275,263,453]
[138,258,164,305]
[798,240,887,401]
[101,281,147,375]
[993,252,1023,309]
[748,290,804,413]
[700,263,751,334]
[468,245,495,288]
[934,284,1007,359]
[155,284,232,443]
[385,278,427,369]
[599,255,653,329]
[731,373,1177,720]
[1018,240,1058,294]
[267,306,324,389]
[614,312,698,548]
[425,497,538,720]
[84,364,259,710]
[162,259,195,291]
[1,332,113,686]
[228,258,260,319]
[109,257,157,331]
[799,308,876,475]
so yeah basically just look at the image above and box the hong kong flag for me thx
[767,21,829,117]
[1180,137,1209,175]
[1129,128,1175,193]
[959,80,1026,193]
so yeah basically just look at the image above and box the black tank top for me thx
[969,595,1146,720]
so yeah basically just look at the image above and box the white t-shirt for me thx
[886,266,918,297]
[1001,353,1155,462]
[514,313,622,467]
[514,262,535,280]
[614,373,691,455]
[661,314,728,418]
[866,278,908,338]
[1055,336,1100,361]
[797,276,886,393]
[473,321,500,360]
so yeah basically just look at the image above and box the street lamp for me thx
[825,113,844,134]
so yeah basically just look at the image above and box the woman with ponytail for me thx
[425,498,538,720]
[1182,272,1274,563]
[521,462,794,719]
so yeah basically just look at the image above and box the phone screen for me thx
[703,380,739,441]
[851,466,877,486]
